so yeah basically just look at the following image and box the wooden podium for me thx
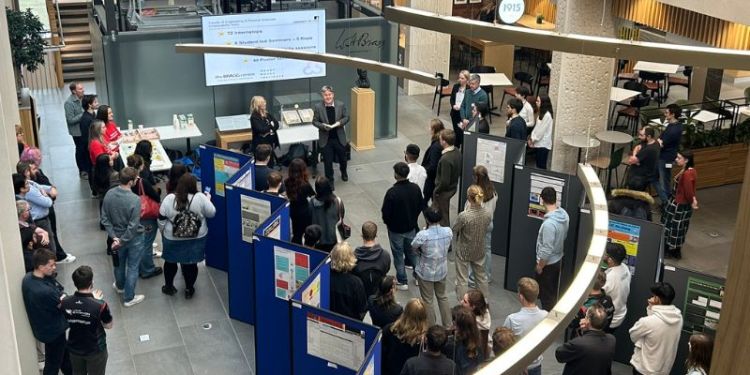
[350,87,375,151]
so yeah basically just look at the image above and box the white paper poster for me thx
[528,173,565,220]
[476,138,507,183]
[306,312,365,371]
[240,195,272,243]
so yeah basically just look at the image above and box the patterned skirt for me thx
[661,199,693,249]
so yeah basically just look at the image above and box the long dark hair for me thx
[314,176,335,209]
[284,158,310,201]
[93,154,114,191]
[679,149,695,169]
[134,140,153,167]
[452,305,481,360]
[465,290,488,318]
[537,95,554,120]
[374,276,397,309]
[166,162,188,194]
[96,105,110,123]
[174,173,198,210]
[473,165,495,202]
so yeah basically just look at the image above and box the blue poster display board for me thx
[290,301,380,375]
[254,232,328,375]
[226,171,289,324]
[357,333,382,375]
[199,145,251,271]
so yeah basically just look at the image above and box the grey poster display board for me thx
[662,266,725,375]
[504,166,584,294]
[577,211,664,364]
[458,132,526,256]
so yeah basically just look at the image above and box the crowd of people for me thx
[13,79,711,375]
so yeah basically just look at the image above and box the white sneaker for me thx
[56,254,76,264]
[396,283,408,291]
[112,282,124,294]
[38,361,45,370]
[123,295,145,307]
[405,265,414,270]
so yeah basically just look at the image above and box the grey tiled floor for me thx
[32,77,741,374]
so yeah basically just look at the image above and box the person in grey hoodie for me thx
[352,221,391,297]
[535,186,569,311]
[630,282,683,375]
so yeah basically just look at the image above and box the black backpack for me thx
[172,195,202,238]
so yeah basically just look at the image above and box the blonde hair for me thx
[250,96,267,116]
[458,69,470,82]
[467,185,484,205]
[330,242,357,272]
[390,299,428,346]
[518,277,540,303]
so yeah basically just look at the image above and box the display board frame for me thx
[458,132,526,256]
[226,175,289,324]
[199,144,251,270]
[253,232,328,375]
[504,166,584,293]
[662,266,725,375]
[577,211,665,363]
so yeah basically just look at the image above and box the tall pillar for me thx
[712,153,750,374]
[402,0,451,95]
[0,5,38,374]
[548,0,616,174]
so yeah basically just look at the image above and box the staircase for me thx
[58,1,94,82]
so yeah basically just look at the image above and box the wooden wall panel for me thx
[612,0,750,50]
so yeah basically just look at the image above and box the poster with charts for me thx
[274,246,310,300]
[607,220,640,276]
[306,312,366,371]
[240,195,271,243]
[214,154,240,197]
[528,173,565,219]
[301,274,321,308]
[476,138,507,183]
[682,276,724,335]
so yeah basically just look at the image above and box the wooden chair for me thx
[667,66,692,97]
[615,95,651,135]
[614,59,637,87]
[431,73,452,116]
[639,71,667,104]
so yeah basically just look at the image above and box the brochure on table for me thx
[226,171,289,324]
[253,232,328,375]
[199,145,251,271]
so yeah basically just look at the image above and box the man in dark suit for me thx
[555,303,616,375]
[459,74,489,130]
[312,85,349,185]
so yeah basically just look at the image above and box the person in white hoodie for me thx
[629,282,683,375]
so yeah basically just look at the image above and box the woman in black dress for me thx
[284,158,315,244]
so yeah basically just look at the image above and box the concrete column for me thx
[0,5,38,374]
[402,0,451,95]
[548,0,616,174]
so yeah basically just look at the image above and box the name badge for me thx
[665,163,673,168]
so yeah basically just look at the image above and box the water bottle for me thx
[127,120,133,131]
[173,114,179,129]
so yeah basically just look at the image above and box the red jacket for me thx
[674,168,696,205]
[89,140,109,164]
[104,121,122,150]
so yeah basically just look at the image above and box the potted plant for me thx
[536,13,545,24]
[6,7,47,94]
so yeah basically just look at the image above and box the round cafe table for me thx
[561,135,601,163]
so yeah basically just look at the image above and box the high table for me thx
[610,87,641,102]
[561,135,601,163]
[479,73,513,118]
[120,140,172,172]
[215,113,318,149]
[152,124,202,152]
[595,130,632,192]
[633,61,680,74]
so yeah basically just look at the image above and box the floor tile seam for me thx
[167,295,198,375]
[205,268,255,374]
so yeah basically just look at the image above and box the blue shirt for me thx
[504,306,548,368]
[18,181,53,220]
[659,121,683,163]
[411,225,453,281]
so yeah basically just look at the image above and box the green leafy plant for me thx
[536,13,545,24]
[6,7,47,89]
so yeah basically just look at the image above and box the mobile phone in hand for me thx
[204,187,211,195]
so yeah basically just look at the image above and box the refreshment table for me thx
[119,139,172,172]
